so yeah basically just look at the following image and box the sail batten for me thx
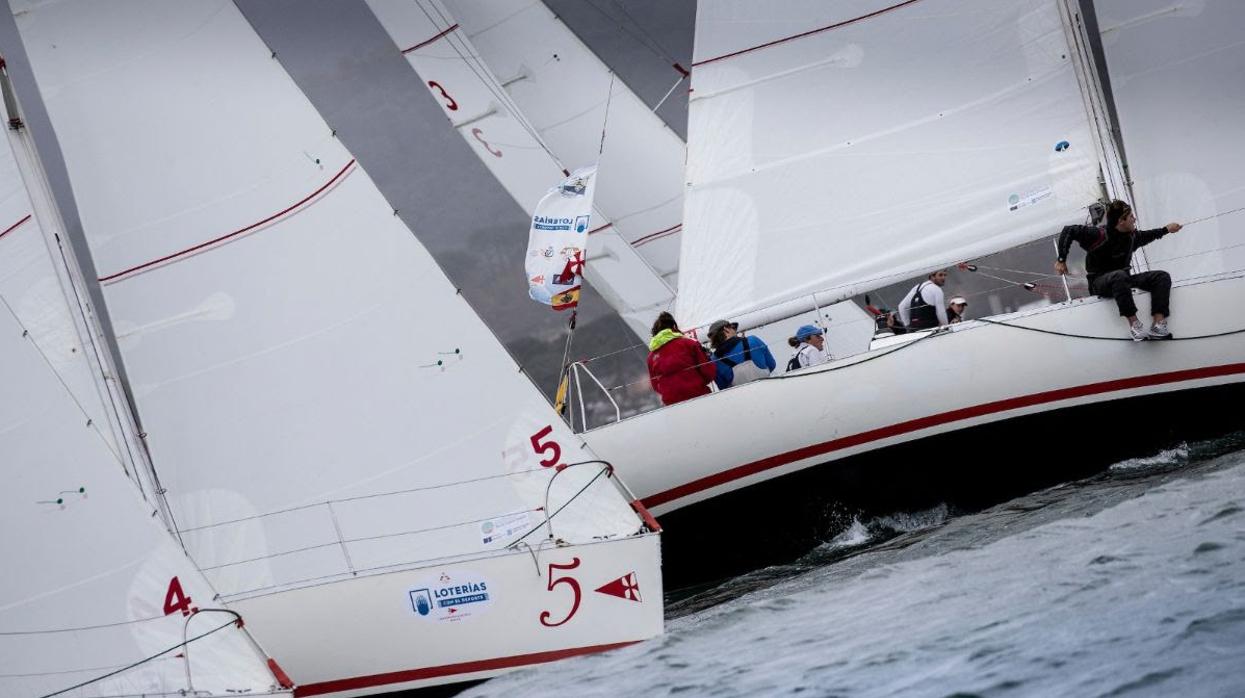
[677,0,1104,329]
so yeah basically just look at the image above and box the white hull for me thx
[585,273,1245,514]
[230,533,662,697]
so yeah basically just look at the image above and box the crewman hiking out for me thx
[1056,199,1183,341]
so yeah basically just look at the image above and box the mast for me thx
[0,53,178,531]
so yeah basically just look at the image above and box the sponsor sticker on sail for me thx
[526,167,597,311]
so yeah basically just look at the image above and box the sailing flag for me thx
[553,367,571,415]
[526,167,597,311]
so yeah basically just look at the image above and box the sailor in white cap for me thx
[947,296,969,324]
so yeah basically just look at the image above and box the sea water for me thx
[463,433,1245,697]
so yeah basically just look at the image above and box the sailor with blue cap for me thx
[786,324,829,371]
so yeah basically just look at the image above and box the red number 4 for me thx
[163,576,197,617]
[539,558,581,627]
[530,425,562,468]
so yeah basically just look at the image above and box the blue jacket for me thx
[712,335,776,389]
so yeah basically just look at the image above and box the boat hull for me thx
[584,274,1245,583]
[229,533,662,697]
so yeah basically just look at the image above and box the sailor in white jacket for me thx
[786,325,829,372]
[898,270,949,330]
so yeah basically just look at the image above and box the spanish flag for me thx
[552,285,581,311]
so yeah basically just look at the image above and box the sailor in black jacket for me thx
[1055,200,1183,341]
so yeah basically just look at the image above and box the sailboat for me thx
[5,1,662,695]
[561,0,1245,577]
[0,56,290,698]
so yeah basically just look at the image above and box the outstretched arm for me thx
[1134,223,1182,249]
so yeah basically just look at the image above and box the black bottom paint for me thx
[658,382,1245,591]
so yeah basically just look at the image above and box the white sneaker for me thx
[1129,319,1146,342]
[1148,320,1171,340]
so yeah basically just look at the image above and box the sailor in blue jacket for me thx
[708,319,776,389]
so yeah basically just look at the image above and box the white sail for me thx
[12,0,646,603]
[366,0,676,338]
[443,0,688,286]
[676,0,1104,330]
[0,101,284,698]
[1094,0,1245,282]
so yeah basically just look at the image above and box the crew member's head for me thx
[790,324,825,350]
[651,311,679,337]
[929,269,948,286]
[1106,199,1136,233]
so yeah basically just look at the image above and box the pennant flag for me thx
[553,368,571,415]
[594,572,642,602]
[526,167,597,311]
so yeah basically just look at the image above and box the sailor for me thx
[647,312,717,405]
[897,270,949,330]
[709,319,776,389]
[786,324,829,371]
[947,296,969,324]
[1055,199,1183,341]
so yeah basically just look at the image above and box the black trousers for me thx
[1089,269,1171,318]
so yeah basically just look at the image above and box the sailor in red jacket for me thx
[646,312,716,405]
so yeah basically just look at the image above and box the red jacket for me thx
[647,331,716,405]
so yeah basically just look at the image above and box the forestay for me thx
[0,125,281,698]
[13,0,641,602]
[1094,0,1245,283]
[677,0,1104,330]
[366,0,674,338]
[444,0,688,287]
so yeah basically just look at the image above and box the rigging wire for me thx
[37,619,239,698]
[0,293,133,482]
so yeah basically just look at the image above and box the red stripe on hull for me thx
[643,362,1245,508]
[294,640,638,696]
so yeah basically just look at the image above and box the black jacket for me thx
[1056,224,1168,276]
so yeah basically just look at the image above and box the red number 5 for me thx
[539,558,581,627]
[530,425,562,467]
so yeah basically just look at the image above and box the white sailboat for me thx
[570,0,1245,569]
[0,57,290,698]
[8,1,662,695]
[366,0,686,338]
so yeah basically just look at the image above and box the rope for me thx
[598,71,615,157]
[0,613,166,637]
[976,316,1245,342]
[509,461,612,547]
[179,466,550,533]
[38,619,238,698]
[772,326,948,378]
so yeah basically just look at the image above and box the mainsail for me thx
[12,0,644,604]
[368,0,678,338]
[676,0,1105,330]
[1094,0,1245,283]
[0,74,284,698]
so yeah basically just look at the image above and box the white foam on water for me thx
[1110,443,1190,472]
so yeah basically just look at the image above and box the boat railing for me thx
[566,360,621,432]
[184,459,643,600]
